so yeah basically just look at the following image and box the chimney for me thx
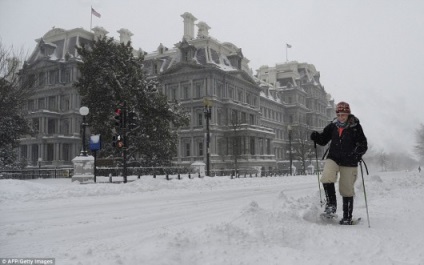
[92,26,109,41]
[181,12,197,40]
[117,28,133,45]
[197,21,210,38]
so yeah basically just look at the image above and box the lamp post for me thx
[79,106,89,156]
[38,157,42,178]
[203,98,212,177]
[288,125,293,176]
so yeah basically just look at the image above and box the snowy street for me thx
[1,172,423,265]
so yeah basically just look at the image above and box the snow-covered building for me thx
[142,13,335,172]
[257,62,334,129]
[17,27,92,167]
[17,13,334,173]
[142,13,277,172]
[17,26,136,167]
[256,62,335,169]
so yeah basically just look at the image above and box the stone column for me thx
[71,155,94,182]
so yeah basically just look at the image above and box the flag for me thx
[286,43,292,48]
[91,7,101,18]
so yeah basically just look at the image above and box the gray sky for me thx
[1,0,423,158]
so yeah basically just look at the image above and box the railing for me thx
[0,166,319,181]
[96,166,192,178]
[0,168,74,180]
[176,154,276,164]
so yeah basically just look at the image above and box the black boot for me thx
[323,183,337,214]
[339,197,354,225]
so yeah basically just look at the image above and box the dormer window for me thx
[153,61,161,74]
[183,51,189,62]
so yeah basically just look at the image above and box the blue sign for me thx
[89,134,101,151]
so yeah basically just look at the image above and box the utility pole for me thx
[288,125,293,176]
[113,102,128,183]
[122,102,128,183]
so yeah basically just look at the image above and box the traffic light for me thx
[112,135,124,148]
[114,108,123,128]
[128,112,137,130]
[117,137,124,148]
[112,135,117,147]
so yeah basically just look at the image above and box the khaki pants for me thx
[320,159,358,197]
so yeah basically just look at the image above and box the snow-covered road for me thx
[1,176,316,253]
[1,172,423,265]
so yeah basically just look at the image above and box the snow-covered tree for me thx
[292,126,314,174]
[75,37,188,166]
[0,42,34,168]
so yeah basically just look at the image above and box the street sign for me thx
[89,134,101,151]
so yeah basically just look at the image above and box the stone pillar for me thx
[38,143,43,161]
[71,155,94,182]
[54,143,60,162]
[191,161,205,177]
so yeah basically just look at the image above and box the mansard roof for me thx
[26,28,94,67]
[145,37,253,78]
[159,61,208,75]
[43,27,67,39]
[159,60,257,86]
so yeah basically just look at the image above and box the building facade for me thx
[17,26,114,167]
[256,62,335,170]
[18,12,334,173]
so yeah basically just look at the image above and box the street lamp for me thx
[79,106,89,156]
[288,125,293,176]
[38,157,42,178]
[203,98,212,177]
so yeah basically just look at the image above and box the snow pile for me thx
[1,171,423,265]
[0,176,239,203]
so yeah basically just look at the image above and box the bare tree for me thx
[227,110,243,176]
[292,126,314,174]
[415,124,424,163]
[377,149,388,172]
[0,42,34,168]
[217,109,244,177]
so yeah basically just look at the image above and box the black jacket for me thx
[314,115,367,167]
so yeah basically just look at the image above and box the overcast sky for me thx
[1,0,423,159]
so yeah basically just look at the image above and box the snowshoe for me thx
[320,212,338,220]
[324,205,337,214]
[339,217,352,225]
[339,217,361,225]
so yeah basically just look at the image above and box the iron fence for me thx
[0,168,74,180]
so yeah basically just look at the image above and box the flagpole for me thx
[285,43,292,62]
[286,44,288,62]
[286,43,289,62]
[90,6,92,30]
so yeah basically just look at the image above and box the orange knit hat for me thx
[336,101,351,114]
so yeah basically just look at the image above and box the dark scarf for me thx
[335,120,348,128]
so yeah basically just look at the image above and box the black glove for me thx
[310,131,319,142]
[353,145,366,162]
[354,154,363,162]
